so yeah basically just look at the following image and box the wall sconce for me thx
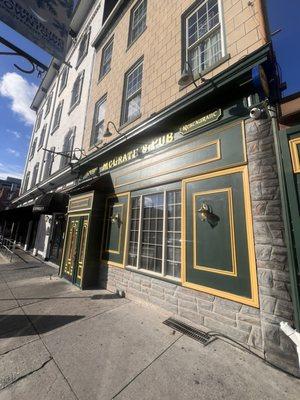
[178,61,209,88]
[103,121,122,138]
[69,148,87,166]
[198,203,220,227]
[111,213,120,223]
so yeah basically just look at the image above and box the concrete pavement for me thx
[0,253,299,400]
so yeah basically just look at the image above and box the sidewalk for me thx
[0,253,299,400]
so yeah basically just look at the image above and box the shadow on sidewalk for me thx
[0,314,84,336]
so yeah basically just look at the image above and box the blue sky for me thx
[0,1,299,180]
[0,22,50,180]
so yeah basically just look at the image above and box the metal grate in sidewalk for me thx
[163,317,215,346]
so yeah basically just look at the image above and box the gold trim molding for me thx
[289,137,300,173]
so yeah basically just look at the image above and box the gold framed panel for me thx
[289,137,300,173]
[181,165,259,307]
[192,187,237,277]
[100,192,130,269]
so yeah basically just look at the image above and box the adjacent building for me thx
[0,177,21,211]
[2,0,299,376]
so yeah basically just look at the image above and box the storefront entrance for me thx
[61,215,89,287]
[49,214,66,265]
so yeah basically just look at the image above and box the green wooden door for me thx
[62,215,89,287]
[182,166,258,307]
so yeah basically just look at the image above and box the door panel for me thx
[75,216,89,286]
[62,217,80,281]
[183,166,258,306]
[102,193,130,267]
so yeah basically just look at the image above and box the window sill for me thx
[98,68,111,84]
[51,125,60,135]
[126,25,147,52]
[125,265,182,285]
[68,100,80,115]
[75,53,87,70]
[179,54,231,91]
[119,113,141,131]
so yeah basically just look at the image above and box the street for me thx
[0,253,299,400]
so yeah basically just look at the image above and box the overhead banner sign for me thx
[0,0,75,60]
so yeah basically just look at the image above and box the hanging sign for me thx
[0,0,75,60]
[180,109,222,135]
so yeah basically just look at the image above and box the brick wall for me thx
[83,0,266,152]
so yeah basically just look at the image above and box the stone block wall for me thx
[100,116,299,376]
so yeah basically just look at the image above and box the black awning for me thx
[0,205,33,222]
[33,193,69,214]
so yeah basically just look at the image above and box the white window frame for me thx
[126,188,182,281]
[34,110,43,132]
[43,146,55,180]
[29,138,37,160]
[99,37,114,79]
[77,29,90,68]
[69,71,85,112]
[38,124,47,150]
[51,101,64,133]
[91,95,107,146]
[31,162,40,188]
[128,0,147,46]
[44,92,53,117]
[59,67,69,94]
[122,59,143,125]
[185,0,226,75]
[60,127,75,168]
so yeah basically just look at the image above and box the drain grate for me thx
[163,317,215,346]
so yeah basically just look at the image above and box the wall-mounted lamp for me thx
[69,148,87,166]
[178,61,208,88]
[103,121,121,138]
[197,203,220,227]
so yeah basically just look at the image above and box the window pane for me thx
[166,190,181,278]
[128,197,140,267]
[92,97,106,145]
[126,93,141,121]
[127,63,143,98]
[100,40,113,77]
[140,193,164,273]
[130,0,147,44]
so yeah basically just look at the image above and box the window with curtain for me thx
[122,60,143,124]
[91,95,106,146]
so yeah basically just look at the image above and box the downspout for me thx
[267,104,300,369]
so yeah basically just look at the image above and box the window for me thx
[60,128,75,168]
[34,111,43,132]
[31,163,39,188]
[23,172,30,193]
[122,60,143,125]
[70,71,84,111]
[128,0,147,46]
[77,30,90,67]
[45,92,53,117]
[184,0,223,75]
[52,101,63,133]
[38,124,47,150]
[29,138,37,160]
[91,95,106,146]
[99,37,114,79]
[59,67,69,94]
[128,189,182,279]
[43,146,55,179]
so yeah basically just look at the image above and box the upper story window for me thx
[43,146,55,180]
[60,127,75,168]
[77,30,90,68]
[184,0,223,75]
[128,0,147,46]
[31,162,39,188]
[121,59,143,125]
[45,92,53,117]
[38,124,47,150]
[99,37,114,79]
[29,138,37,160]
[70,71,85,112]
[23,171,30,193]
[91,95,106,146]
[34,110,43,132]
[59,67,69,94]
[52,100,64,133]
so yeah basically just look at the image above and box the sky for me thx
[0,1,299,181]
[0,22,50,181]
